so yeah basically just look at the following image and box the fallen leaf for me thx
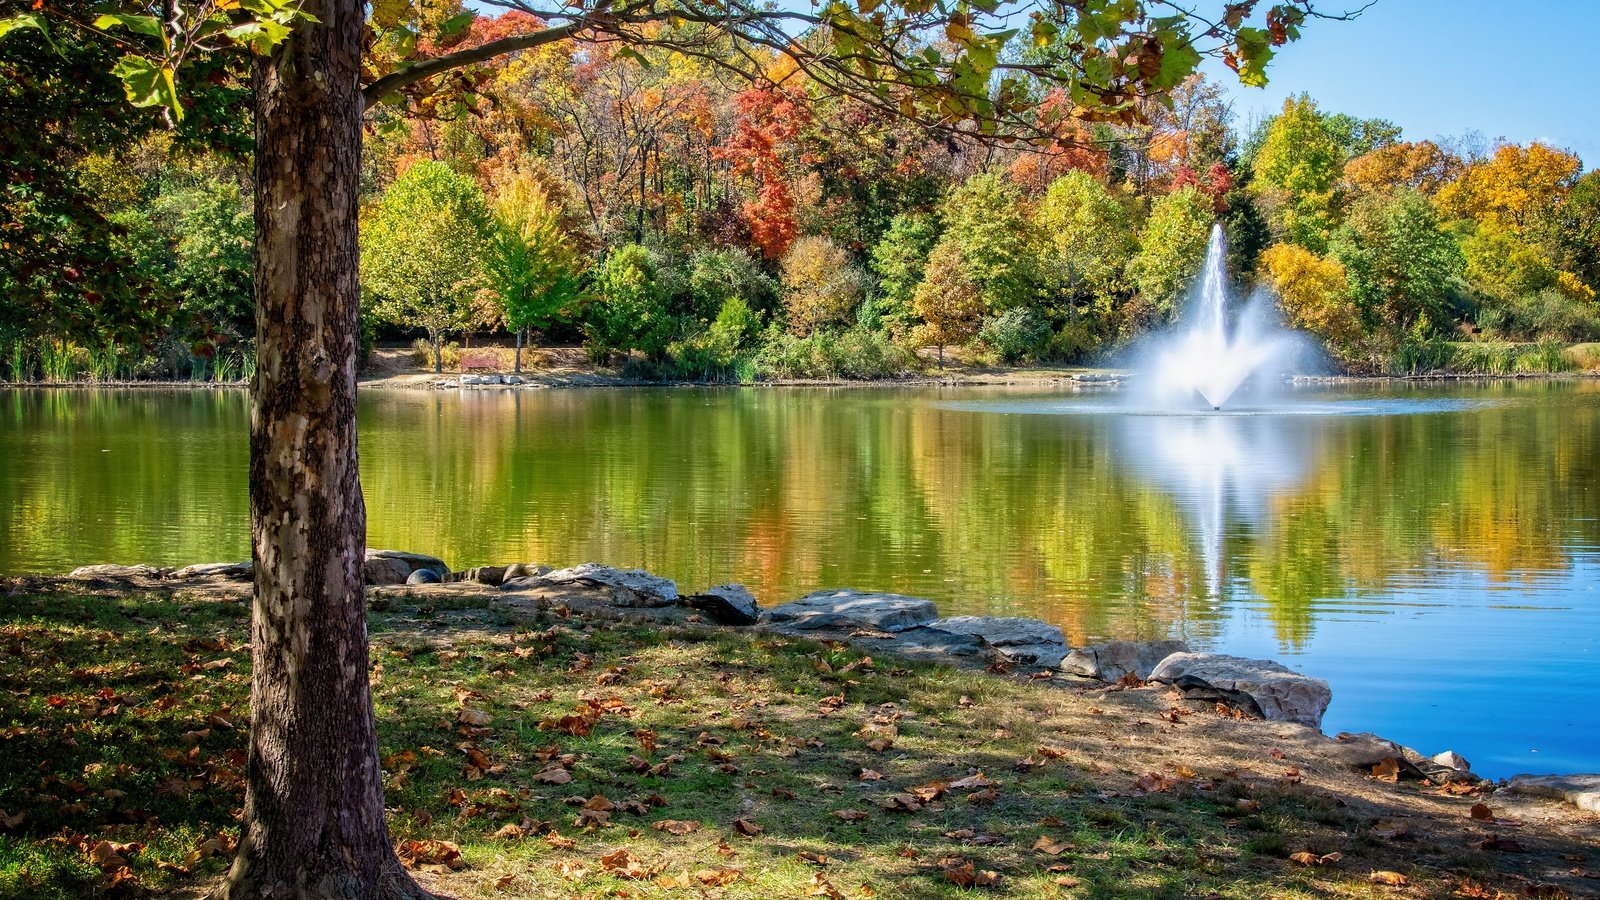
[555,859,589,881]
[695,867,742,886]
[834,809,869,822]
[457,707,493,727]
[534,766,572,785]
[1369,870,1408,886]
[1470,802,1493,821]
[1033,835,1073,855]
[732,818,762,836]
[1289,850,1342,867]
[1371,758,1401,783]
[653,819,700,836]
[808,873,846,899]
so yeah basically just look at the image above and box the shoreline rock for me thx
[1506,774,1600,814]
[1149,652,1333,730]
[502,562,678,608]
[57,553,1598,798]
[682,584,760,626]
[926,615,1068,667]
[764,589,939,633]
[1060,639,1189,682]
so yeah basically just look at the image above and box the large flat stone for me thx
[365,549,450,576]
[1149,652,1332,730]
[683,584,761,625]
[516,563,678,607]
[851,626,988,661]
[363,556,413,586]
[172,561,253,580]
[1060,640,1190,681]
[1506,774,1600,814]
[927,616,1068,666]
[764,589,938,633]
[68,564,159,579]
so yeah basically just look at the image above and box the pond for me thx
[2,381,1596,778]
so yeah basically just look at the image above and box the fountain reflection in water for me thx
[1116,414,1315,599]
[1136,224,1316,410]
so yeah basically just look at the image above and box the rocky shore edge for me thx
[62,552,1600,818]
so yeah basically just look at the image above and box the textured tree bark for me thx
[222,0,429,895]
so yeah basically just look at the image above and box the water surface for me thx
[2,382,1596,777]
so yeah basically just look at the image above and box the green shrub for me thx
[586,244,675,360]
[1387,335,1454,374]
[752,325,916,380]
[973,308,1051,365]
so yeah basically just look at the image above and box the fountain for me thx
[1137,224,1314,410]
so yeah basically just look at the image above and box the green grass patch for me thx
[0,590,1525,898]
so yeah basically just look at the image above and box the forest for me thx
[4,4,1599,383]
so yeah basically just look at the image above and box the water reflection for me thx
[2,383,1598,774]
[1114,412,1314,601]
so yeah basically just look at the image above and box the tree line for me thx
[6,11,1596,383]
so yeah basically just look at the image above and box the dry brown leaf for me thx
[695,867,743,886]
[1371,758,1401,783]
[653,819,700,836]
[1369,870,1408,886]
[732,818,762,836]
[808,873,846,899]
[833,809,869,822]
[1032,835,1072,855]
[1469,802,1493,821]
[457,707,492,727]
[555,859,589,881]
[534,766,572,785]
[599,847,655,879]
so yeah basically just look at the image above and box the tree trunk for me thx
[223,0,427,894]
[432,332,443,374]
[514,327,523,374]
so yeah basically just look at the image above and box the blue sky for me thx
[1199,0,1599,168]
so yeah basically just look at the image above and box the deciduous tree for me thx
[486,167,588,371]
[1129,185,1214,319]
[912,241,984,366]
[361,160,493,372]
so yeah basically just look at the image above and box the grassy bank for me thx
[0,582,1596,899]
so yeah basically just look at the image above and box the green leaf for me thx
[111,54,182,119]
[615,46,652,69]
[93,13,163,38]
[1155,35,1200,89]
[224,19,291,53]
[1232,26,1274,87]
[438,11,474,37]
[0,13,58,51]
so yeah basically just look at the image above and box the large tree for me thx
[0,1,1348,896]
[362,159,493,373]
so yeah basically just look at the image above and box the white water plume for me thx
[1134,225,1317,410]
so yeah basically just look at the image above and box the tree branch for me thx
[362,22,582,110]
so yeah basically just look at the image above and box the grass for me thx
[0,587,1588,899]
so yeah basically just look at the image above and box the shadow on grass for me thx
[0,590,1591,899]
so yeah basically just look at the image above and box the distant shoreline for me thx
[3,368,1596,392]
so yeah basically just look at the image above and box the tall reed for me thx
[39,342,79,383]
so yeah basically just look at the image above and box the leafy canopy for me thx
[486,169,585,334]
[361,160,493,344]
